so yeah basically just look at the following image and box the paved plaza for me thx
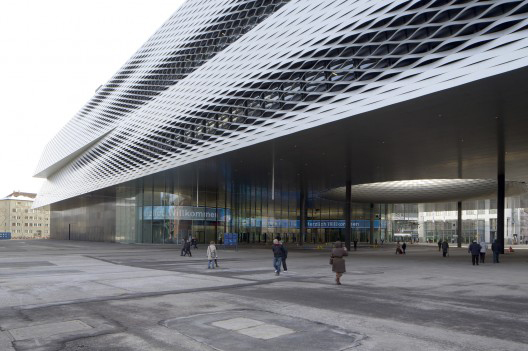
[0,240,527,351]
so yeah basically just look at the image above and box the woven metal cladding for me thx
[35,0,528,207]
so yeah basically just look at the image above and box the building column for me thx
[370,203,374,245]
[497,116,505,254]
[457,201,462,248]
[299,186,307,246]
[344,180,351,251]
[498,172,505,254]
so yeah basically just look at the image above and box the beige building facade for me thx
[0,192,50,239]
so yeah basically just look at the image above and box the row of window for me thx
[11,223,49,227]
[11,229,49,234]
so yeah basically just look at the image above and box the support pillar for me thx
[300,186,306,247]
[369,203,374,245]
[498,172,505,254]
[457,201,462,248]
[344,180,351,251]
[497,116,505,254]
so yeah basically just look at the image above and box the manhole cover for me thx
[162,309,360,351]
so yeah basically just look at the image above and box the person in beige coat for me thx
[207,241,217,269]
[330,241,348,285]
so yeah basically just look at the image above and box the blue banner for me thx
[0,232,11,240]
[223,233,238,246]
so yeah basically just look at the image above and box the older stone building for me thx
[0,192,50,239]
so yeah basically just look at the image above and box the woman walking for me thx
[330,241,348,285]
[207,241,217,269]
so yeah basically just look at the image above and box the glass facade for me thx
[51,167,528,246]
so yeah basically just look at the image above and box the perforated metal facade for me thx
[35,0,528,207]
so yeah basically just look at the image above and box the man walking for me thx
[468,240,481,266]
[441,240,449,257]
[438,240,442,251]
[353,239,358,251]
[184,239,192,257]
[402,242,407,254]
[492,239,500,263]
[272,239,286,276]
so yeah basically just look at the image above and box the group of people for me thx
[468,239,501,265]
[395,241,407,254]
[439,239,502,264]
[272,236,288,275]
[180,237,198,256]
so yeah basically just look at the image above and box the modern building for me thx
[0,192,50,239]
[35,0,528,249]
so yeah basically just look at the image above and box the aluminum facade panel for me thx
[35,0,528,207]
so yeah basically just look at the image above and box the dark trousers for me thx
[479,252,485,263]
[184,248,192,257]
[493,252,500,263]
[181,247,186,256]
[472,254,479,265]
[282,257,287,271]
[442,251,447,257]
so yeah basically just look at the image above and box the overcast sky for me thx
[0,0,184,197]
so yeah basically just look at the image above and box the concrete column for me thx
[370,203,374,245]
[344,180,351,251]
[457,201,462,248]
[299,186,306,246]
[497,117,505,254]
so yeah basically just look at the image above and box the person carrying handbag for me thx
[330,241,348,285]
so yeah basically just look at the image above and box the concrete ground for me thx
[0,240,527,351]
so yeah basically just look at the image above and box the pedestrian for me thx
[468,240,481,265]
[441,240,449,257]
[206,241,217,269]
[330,241,348,285]
[402,242,407,254]
[479,240,487,263]
[184,239,192,257]
[353,239,358,251]
[272,239,286,276]
[281,241,288,272]
[180,238,187,256]
[380,239,384,246]
[492,239,500,263]
[191,237,198,249]
[438,240,442,251]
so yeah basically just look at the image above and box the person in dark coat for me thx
[191,237,198,249]
[491,239,500,263]
[402,242,407,254]
[441,240,449,257]
[272,239,286,276]
[180,238,187,256]
[331,241,348,285]
[353,239,358,251]
[438,240,442,251]
[281,242,288,272]
[184,239,192,257]
[468,240,481,265]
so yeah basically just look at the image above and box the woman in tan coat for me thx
[330,241,348,285]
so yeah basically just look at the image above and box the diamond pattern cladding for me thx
[35,0,528,207]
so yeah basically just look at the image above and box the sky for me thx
[0,0,185,197]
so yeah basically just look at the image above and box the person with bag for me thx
[207,241,217,269]
[330,241,348,285]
